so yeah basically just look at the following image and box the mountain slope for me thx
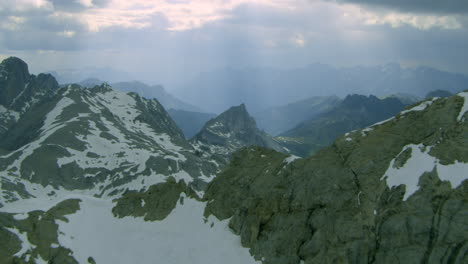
[0,81,218,205]
[278,94,406,157]
[204,92,468,264]
[252,96,341,136]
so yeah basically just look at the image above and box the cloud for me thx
[0,0,467,84]
[341,4,463,30]
[327,0,468,14]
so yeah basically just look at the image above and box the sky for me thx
[1,0,467,86]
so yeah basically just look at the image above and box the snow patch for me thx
[400,97,437,115]
[437,161,468,188]
[6,227,34,259]
[361,127,373,137]
[209,122,224,129]
[456,92,468,121]
[382,144,468,200]
[42,97,75,134]
[13,213,29,220]
[370,116,395,128]
[284,155,300,164]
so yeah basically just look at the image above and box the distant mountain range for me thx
[173,63,468,113]
[47,67,134,84]
[252,96,341,136]
[111,81,201,112]
[76,79,201,112]
[277,94,407,157]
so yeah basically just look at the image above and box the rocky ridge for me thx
[203,92,468,263]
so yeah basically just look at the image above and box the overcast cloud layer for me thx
[0,0,467,86]
[330,0,468,14]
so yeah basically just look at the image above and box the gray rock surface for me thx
[204,94,468,264]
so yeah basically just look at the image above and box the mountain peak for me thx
[0,57,29,79]
[205,103,256,134]
[193,103,285,153]
[0,57,58,114]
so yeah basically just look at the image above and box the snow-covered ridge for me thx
[0,85,212,205]
[401,97,438,115]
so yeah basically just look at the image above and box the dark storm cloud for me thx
[328,0,468,14]
[0,10,87,51]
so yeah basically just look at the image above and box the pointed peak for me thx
[1,57,29,79]
[222,103,249,116]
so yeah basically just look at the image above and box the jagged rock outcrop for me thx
[204,92,468,264]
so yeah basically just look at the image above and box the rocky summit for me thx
[192,103,287,159]
[0,57,467,264]
[0,57,59,141]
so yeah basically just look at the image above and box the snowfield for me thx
[56,195,260,264]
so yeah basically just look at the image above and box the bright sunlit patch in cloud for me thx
[343,4,462,30]
[58,30,76,38]
[1,0,463,33]
[42,0,298,32]
[1,16,27,31]
[77,0,94,8]
[84,0,296,32]
[0,0,53,12]
[292,33,305,47]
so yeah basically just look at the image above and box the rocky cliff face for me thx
[204,92,468,264]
